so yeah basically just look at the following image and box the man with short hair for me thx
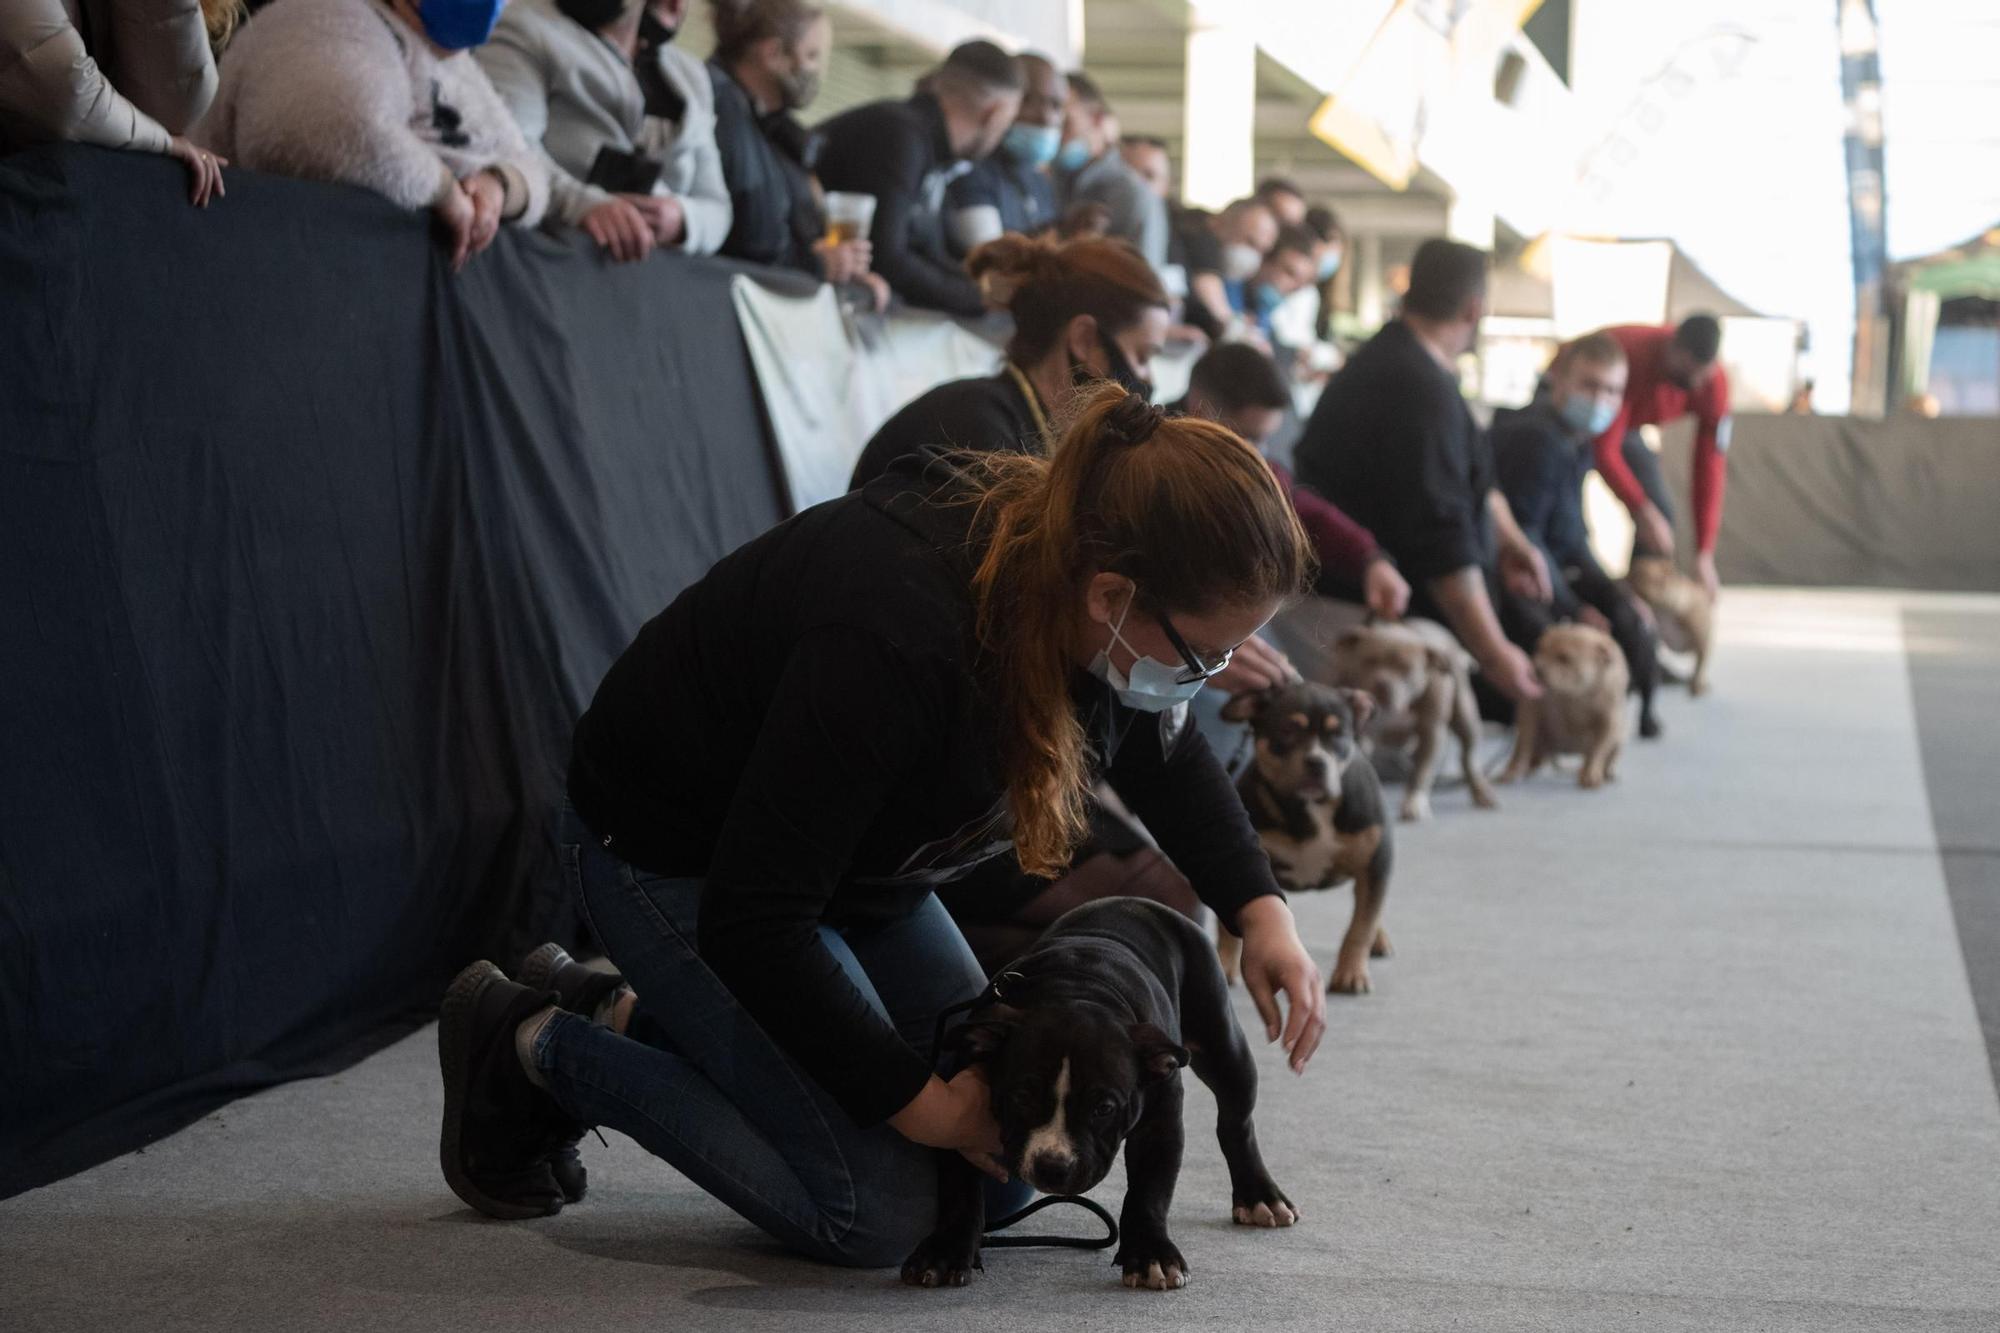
[1053,71,1168,269]
[1294,238,1548,706]
[1236,224,1319,340]
[1255,176,1307,228]
[1119,134,1172,200]
[1583,315,1733,598]
[1180,344,1410,621]
[815,40,1023,315]
[1174,196,1277,341]
[1493,334,1664,738]
[944,50,1063,254]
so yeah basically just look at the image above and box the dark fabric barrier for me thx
[0,146,788,1194]
[1658,413,2000,591]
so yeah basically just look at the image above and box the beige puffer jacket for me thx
[0,0,216,153]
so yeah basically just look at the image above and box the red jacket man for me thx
[1586,317,1731,598]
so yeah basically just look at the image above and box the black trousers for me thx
[1500,557,1660,725]
[1620,431,1676,561]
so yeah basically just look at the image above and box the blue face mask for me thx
[418,0,505,50]
[1318,250,1343,281]
[1558,393,1619,437]
[1088,591,1223,713]
[1002,123,1060,169]
[1250,281,1285,318]
[1055,137,1092,172]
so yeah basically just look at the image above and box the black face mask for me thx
[556,0,629,32]
[638,9,678,45]
[1072,330,1152,400]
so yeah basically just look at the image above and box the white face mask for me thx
[1222,243,1263,283]
[1087,591,1225,713]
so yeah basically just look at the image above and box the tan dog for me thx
[1626,555,1714,696]
[1500,624,1629,789]
[1330,618,1497,822]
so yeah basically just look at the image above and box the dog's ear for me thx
[1334,625,1368,649]
[1128,1023,1190,1084]
[950,1004,1024,1063]
[1219,689,1268,723]
[1337,687,1375,730]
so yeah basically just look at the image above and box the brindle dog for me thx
[1219,682,1393,994]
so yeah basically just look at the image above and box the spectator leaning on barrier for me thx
[202,0,548,269]
[1492,333,1664,739]
[1119,134,1173,201]
[847,232,1166,490]
[1294,238,1549,708]
[1176,343,1411,621]
[477,0,730,264]
[1175,196,1277,343]
[1581,316,1733,600]
[705,0,877,304]
[815,40,1022,317]
[1237,224,1319,343]
[1052,71,1167,272]
[1254,175,1307,229]
[0,0,237,205]
[943,50,1064,257]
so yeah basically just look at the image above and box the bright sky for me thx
[1565,0,2000,413]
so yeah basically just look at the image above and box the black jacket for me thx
[945,146,1057,251]
[1491,402,1604,620]
[847,371,1044,490]
[815,93,984,316]
[1293,319,1495,585]
[708,61,821,276]
[568,453,1282,1126]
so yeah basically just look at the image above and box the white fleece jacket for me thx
[201,0,547,224]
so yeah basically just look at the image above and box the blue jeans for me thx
[533,805,1031,1267]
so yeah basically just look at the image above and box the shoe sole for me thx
[516,942,570,995]
[438,961,561,1221]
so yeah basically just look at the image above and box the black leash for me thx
[931,971,1120,1254]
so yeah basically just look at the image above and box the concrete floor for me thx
[5,589,1999,1332]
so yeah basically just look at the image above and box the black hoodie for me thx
[568,452,1282,1124]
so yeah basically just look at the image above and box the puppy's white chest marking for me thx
[1258,801,1347,891]
[1022,1058,1073,1168]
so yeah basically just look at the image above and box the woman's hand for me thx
[463,171,506,258]
[433,184,477,272]
[583,197,656,264]
[1235,895,1325,1074]
[625,193,685,247]
[888,1066,1007,1181]
[166,136,226,208]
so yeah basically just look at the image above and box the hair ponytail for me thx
[967,234,1169,368]
[964,385,1312,877]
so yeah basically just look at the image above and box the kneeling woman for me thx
[437,387,1327,1267]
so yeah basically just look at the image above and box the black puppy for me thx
[902,898,1296,1292]
[1221,682,1394,994]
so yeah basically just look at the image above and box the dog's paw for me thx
[1578,769,1605,791]
[1370,927,1392,958]
[1327,958,1373,994]
[900,1229,982,1288]
[1398,791,1432,823]
[1116,1234,1189,1291]
[1469,781,1500,809]
[1690,676,1711,698]
[1232,1185,1300,1229]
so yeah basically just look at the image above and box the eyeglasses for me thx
[1155,612,1235,686]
